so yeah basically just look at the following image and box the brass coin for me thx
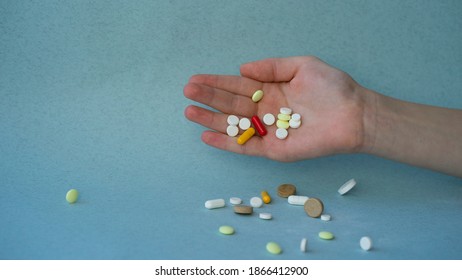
[304,198,324,218]
[234,205,253,215]
[277,184,296,197]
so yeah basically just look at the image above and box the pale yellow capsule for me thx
[237,127,255,145]
[261,191,271,204]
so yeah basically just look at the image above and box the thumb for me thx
[240,56,310,82]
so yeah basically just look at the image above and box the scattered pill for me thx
[229,197,242,205]
[300,238,307,252]
[277,183,296,197]
[261,191,271,204]
[227,115,239,126]
[304,197,324,218]
[291,113,301,122]
[289,119,301,129]
[263,113,275,125]
[360,236,373,251]
[66,189,79,204]
[338,178,357,195]
[280,107,292,115]
[321,214,331,221]
[266,242,282,255]
[250,197,263,208]
[205,199,225,209]
[237,127,255,145]
[251,115,267,136]
[276,119,290,129]
[288,195,309,205]
[219,225,235,235]
[259,212,272,220]
[318,231,334,240]
[251,89,264,102]
[226,125,239,137]
[234,205,253,215]
[239,117,251,130]
[275,128,288,140]
[277,113,291,121]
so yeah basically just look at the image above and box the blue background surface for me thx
[1,0,461,260]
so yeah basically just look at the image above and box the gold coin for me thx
[277,184,296,197]
[304,198,324,218]
[234,205,253,215]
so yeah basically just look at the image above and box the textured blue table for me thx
[1,0,461,260]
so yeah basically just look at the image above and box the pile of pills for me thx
[205,178,372,255]
[226,89,301,144]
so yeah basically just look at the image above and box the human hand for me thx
[184,56,369,162]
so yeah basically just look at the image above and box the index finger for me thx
[188,74,263,97]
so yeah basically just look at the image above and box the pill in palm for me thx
[291,113,301,122]
[226,125,239,137]
[275,128,288,140]
[237,127,255,145]
[280,107,292,115]
[251,115,267,136]
[277,113,291,121]
[251,90,264,102]
[239,117,251,130]
[276,120,290,129]
[289,119,301,129]
[205,199,225,209]
[227,115,239,126]
[263,113,275,125]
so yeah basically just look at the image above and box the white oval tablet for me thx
[288,195,309,205]
[263,113,275,126]
[259,212,272,220]
[338,178,357,195]
[275,128,288,139]
[250,197,263,208]
[226,125,239,137]
[239,117,251,130]
[229,197,242,205]
[227,115,239,126]
[360,236,373,251]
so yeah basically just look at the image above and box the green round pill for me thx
[219,225,235,235]
[266,241,282,255]
[318,231,334,240]
[66,189,79,204]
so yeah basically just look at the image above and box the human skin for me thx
[184,56,462,177]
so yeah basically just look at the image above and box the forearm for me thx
[360,88,462,177]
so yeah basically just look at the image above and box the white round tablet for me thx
[275,128,288,140]
[259,212,272,220]
[229,197,242,205]
[291,113,301,121]
[239,117,251,130]
[227,115,239,126]
[289,119,301,128]
[250,197,263,208]
[338,178,357,195]
[226,125,239,137]
[300,238,307,252]
[263,113,275,126]
[280,107,292,115]
[360,236,373,251]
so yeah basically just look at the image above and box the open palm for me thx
[184,56,367,162]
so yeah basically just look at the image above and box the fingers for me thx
[240,56,316,82]
[188,74,263,98]
[184,82,257,116]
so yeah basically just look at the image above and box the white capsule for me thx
[280,107,292,115]
[250,197,263,208]
[259,212,272,220]
[289,119,301,129]
[275,128,288,140]
[320,214,331,221]
[263,113,275,126]
[204,199,225,209]
[227,115,239,126]
[300,238,307,252]
[226,125,239,137]
[291,113,301,122]
[229,197,242,205]
[360,236,373,251]
[239,117,251,130]
[288,195,309,205]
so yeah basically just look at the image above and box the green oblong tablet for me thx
[252,90,264,102]
[219,225,235,235]
[266,241,282,254]
[318,231,334,240]
[66,189,79,204]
